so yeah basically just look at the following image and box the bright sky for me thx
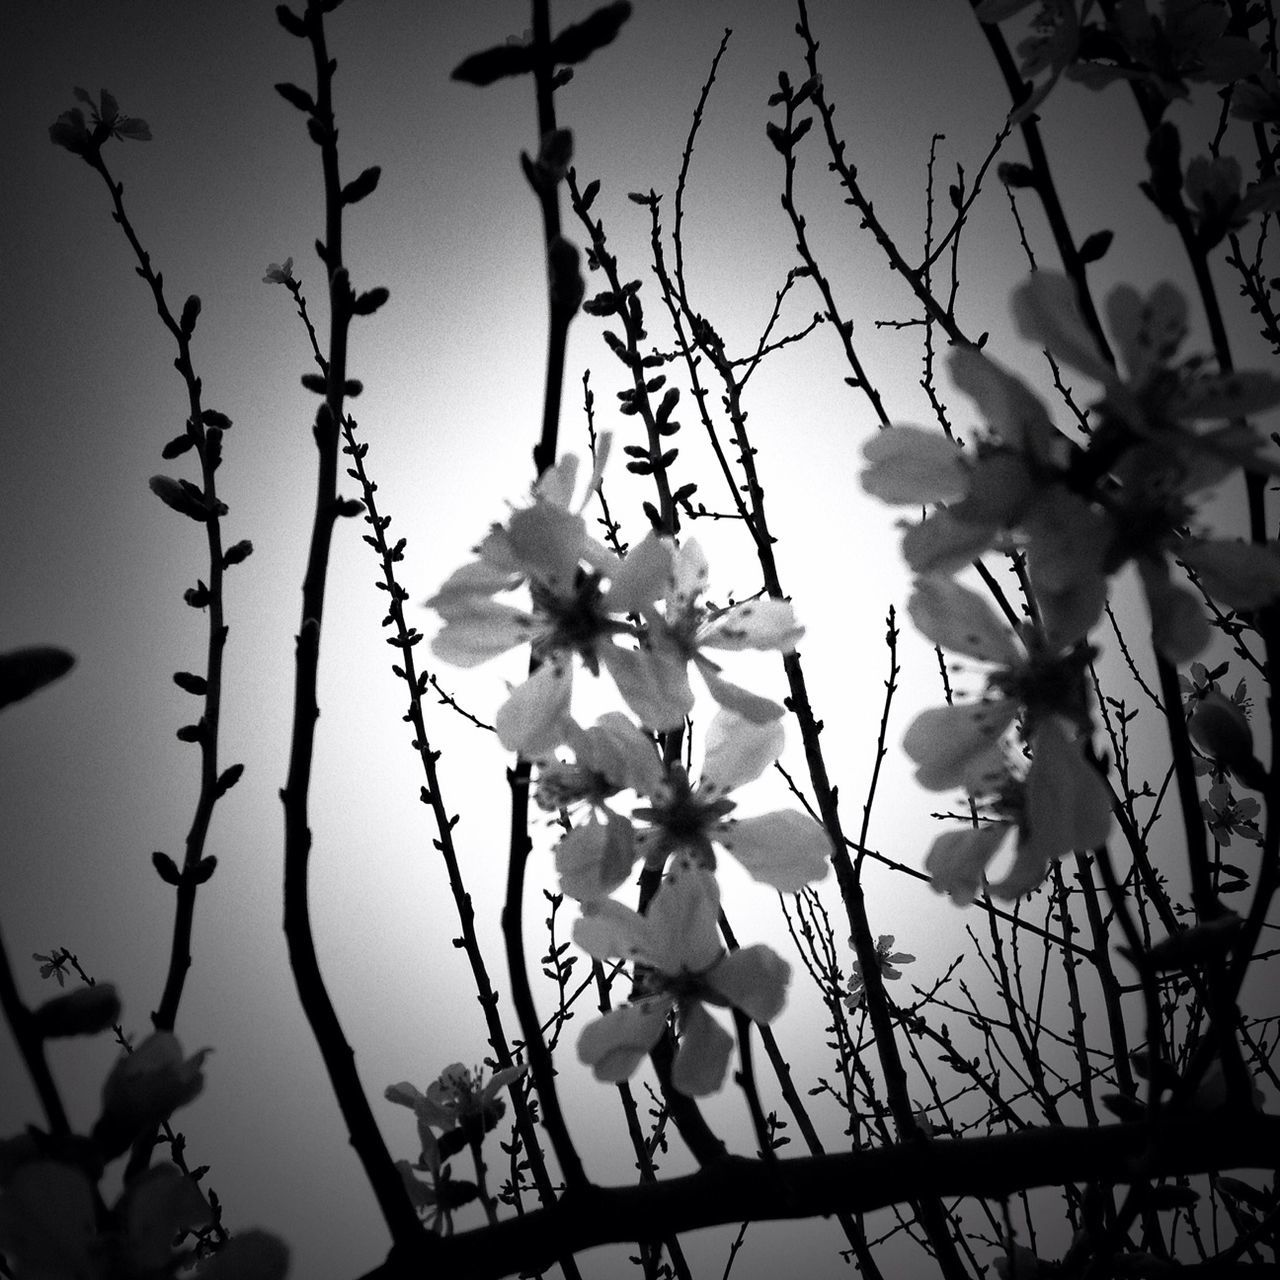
[2,3,1271,1278]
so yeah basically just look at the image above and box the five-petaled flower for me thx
[50,87,151,157]
[574,860,791,1095]
[845,934,915,1010]
[263,257,296,286]
[427,446,686,755]
[554,708,832,901]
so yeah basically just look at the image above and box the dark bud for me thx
[580,178,601,211]
[998,161,1036,189]
[548,236,584,315]
[172,671,208,696]
[948,182,963,210]
[223,539,254,568]
[215,763,244,797]
[175,723,206,744]
[274,82,315,114]
[452,41,534,86]
[655,386,680,426]
[351,287,389,316]
[0,647,75,711]
[344,379,363,396]
[161,434,195,460]
[33,984,121,1038]
[673,482,698,503]
[179,295,201,337]
[766,121,789,154]
[1078,229,1114,265]
[301,373,328,395]
[334,497,365,518]
[149,476,211,522]
[189,857,217,885]
[200,409,232,430]
[152,851,182,885]
[341,165,381,205]
[275,4,308,37]
[582,292,618,316]
[641,500,661,528]
[538,129,574,183]
[549,2,632,66]
[184,581,210,610]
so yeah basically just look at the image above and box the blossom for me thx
[643,539,804,723]
[924,716,1113,902]
[1013,272,1280,469]
[32,950,69,986]
[1067,0,1265,105]
[1200,781,1262,846]
[845,935,915,1009]
[262,257,295,285]
[427,447,684,755]
[93,1031,210,1159]
[386,1061,527,1164]
[573,861,790,1095]
[554,708,831,901]
[901,576,1095,793]
[50,87,151,156]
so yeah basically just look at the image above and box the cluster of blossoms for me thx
[863,271,1280,903]
[423,442,831,1097]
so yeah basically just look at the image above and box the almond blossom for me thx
[554,708,832,901]
[426,448,684,755]
[845,935,915,1010]
[574,860,790,1095]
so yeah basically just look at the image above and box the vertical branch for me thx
[275,1,425,1255]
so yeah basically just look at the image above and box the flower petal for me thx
[705,944,791,1023]
[426,558,522,613]
[1012,271,1117,390]
[495,661,573,756]
[1105,282,1187,385]
[505,503,588,594]
[573,894,650,962]
[924,824,1010,905]
[557,813,637,902]
[672,1002,734,1096]
[599,641,692,731]
[1181,539,1280,611]
[603,531,674,613]
[1138,558,1210,663]
[642,862,724,974]
[577,998,672,1083]
[902,700,1017,792]
[907,576,1021,665]
[948,346,1061,461]
[579,713,665,795]
[861,426,969,505]
[699,710,785,797]
[696,661,784,723]
[901,509,998,576]
[714,811,832,891]
[667,539,710,614]
[431,600,530,667]
[699,598,803,652]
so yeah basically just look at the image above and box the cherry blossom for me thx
[573,861,790,1095]
[386,1061,528,1165]
[554,708,832,901]
[427,448,684,755]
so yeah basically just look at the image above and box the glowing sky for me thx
[1,3,1268,1277]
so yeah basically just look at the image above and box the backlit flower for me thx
[574,861,790,1095]
[845,935,915,1009]
[555,708,831,900]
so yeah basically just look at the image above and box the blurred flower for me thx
[924,716,1113,902]
[386,1061,527,1165]
[555,708,831,901]
[845,935,915,1009]
[902,576,1095,793]
[93,1031,210,1159]
[574,861,790,1095]
[262,257,295,285]
[1185,154,1280,247]
[1067,0,1264,105]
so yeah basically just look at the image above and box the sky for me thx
[1,2,1274,1279]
